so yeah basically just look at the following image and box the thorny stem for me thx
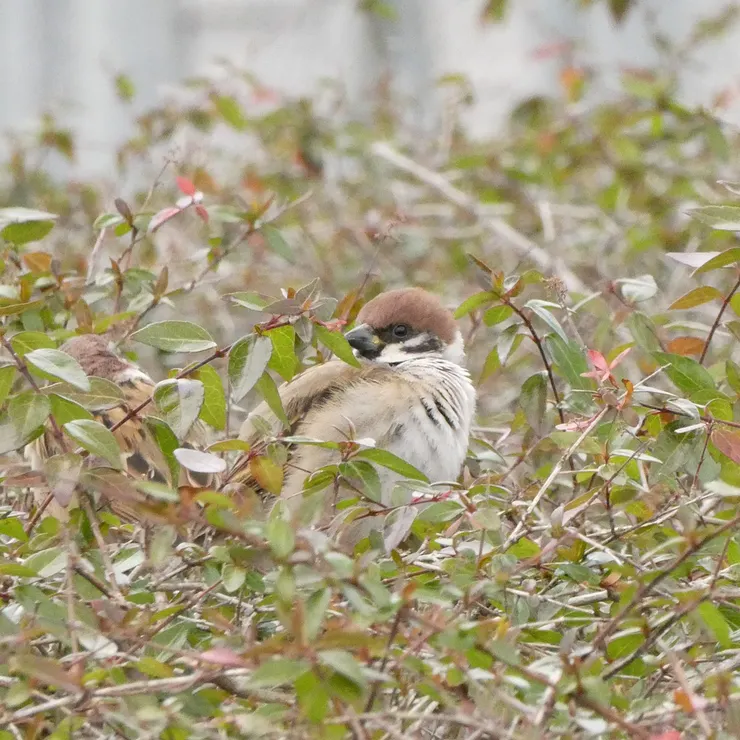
[699,269,740,365]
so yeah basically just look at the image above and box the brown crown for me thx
[60,334,133,380]
[357,288,458,344]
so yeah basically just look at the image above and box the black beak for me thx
[344,323,381,358]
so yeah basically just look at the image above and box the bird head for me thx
[344,287,465,366]
[60,334,147,383]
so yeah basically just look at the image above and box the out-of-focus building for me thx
[0,0,738,175]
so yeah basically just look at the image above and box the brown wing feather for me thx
[232,361,390,498]
[27,374,212,523]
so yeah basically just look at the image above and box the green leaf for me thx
[49,394,93,426]
[524,300,568,343]
[314,324,360,368]
[519,373,547,435]
[250,454,283,494]
[481,0,508,22]
[8,391,50,439]
[305,588,331,640]
[267,325,299,381]
[483,304,514,326]
[693,247,740,274]
[9,331,55,356]
[222,564,246,593]
[93,212,125,230]
[0,299,45,317]
[266,514,295,559]
[627,312,662,353]
[0,207,57,245]
[255,373,288,426]
[318,650,366,688]
[130,321,217,353]
[688,205,740,231]
[653,423,704,481]
[606,632,644,660]
[228,335,273,403]
[356,448,429,482]
[454,291,495,319]
[63,419,123,469]
[0,518,28,542]
[546,335,590,390]
[295,671,329,722]
[1,220,55,244]
[697,599,732,649]
[224,291,269,311]
[260,225,294,261]
[669,285,724,310]
[727,360,740,395]
[654,352,716,394]
[153,379,204,440]
[0,365,16,407]
[25,349,90,391]
[248,659,311,689]
[214,95,247,130]
[207,438,251,452]
[340,460,382,503]
[145,418,180,483]
[48,377,125,411]
[192,365,226,430]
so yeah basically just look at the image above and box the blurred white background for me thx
[1,0,739,175]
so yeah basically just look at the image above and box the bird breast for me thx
[287,357,476,502]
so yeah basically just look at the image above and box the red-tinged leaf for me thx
[668,285,723,310]
[149,207,182,233]
[587,349,609,374]
[650,732,681,740]
[22,251,52,273]
[666,337,705,356]
[114,198,134,224]
[199,647,246,667]
[194,204,209,222]
[176,176,196,197]
[712,427,740,463]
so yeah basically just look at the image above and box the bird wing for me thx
[27,374,212,522]
[239,360,365,444]
[231,361,391,496]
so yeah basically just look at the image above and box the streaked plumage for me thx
[235,287,476,546]
[25,334,210,523]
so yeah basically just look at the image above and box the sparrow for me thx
[235,287,476,546]
[25,333,210,523]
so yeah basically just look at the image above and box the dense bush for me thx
[3,5,740,738]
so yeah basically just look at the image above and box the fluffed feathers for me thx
[25,334,211,523]
[232,287,476,547]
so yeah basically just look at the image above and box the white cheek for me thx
[375,344,414,364]
[442,331,466,366]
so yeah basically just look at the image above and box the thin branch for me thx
[502,407,609,550]
[371,141,586,293]
[699,269,740,364]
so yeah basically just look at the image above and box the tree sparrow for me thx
[25,334,210,523]
[236,287,476,546]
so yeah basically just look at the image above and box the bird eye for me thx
[392,324,409,339]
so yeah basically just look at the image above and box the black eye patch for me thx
[377,324,419,344]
